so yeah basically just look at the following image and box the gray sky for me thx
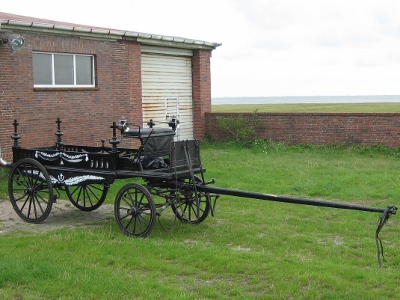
[2,0,400,97]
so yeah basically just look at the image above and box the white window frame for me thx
[33,52,95,88]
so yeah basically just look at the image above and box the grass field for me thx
[212,102,400,113]
[0,141,399,299]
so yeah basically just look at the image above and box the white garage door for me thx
[141,45,193,140]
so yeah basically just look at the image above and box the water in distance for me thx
[212,95,400,105]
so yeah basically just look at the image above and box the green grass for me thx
[1,141,400,299]
[212,102,400,113]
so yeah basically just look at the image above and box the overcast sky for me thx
[2,0,400,97]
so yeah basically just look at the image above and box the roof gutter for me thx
[0,19,221,50]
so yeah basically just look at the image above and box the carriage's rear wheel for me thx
[114,183,156,237]
[8,158,54,223]
[171,176,211,224]
[65,183,109,211]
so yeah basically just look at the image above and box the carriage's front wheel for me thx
[114,183,156,237]
[65,183,109,211]
[8,158,54,223]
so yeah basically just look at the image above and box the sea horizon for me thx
[212,95,400,105]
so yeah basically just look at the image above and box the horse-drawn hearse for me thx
[0,117,396,266]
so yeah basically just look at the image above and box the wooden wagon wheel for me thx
[114,183,156,237]
[65,183,109,211]
[171,175,211,224]
[8,158,54,223]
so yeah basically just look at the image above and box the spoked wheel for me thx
[114,183,156,237]
[65,183,109,211]
[171,176,211,224]
[8,158,54,223]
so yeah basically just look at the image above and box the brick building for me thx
[0,12,220,160]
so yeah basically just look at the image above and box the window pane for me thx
[54,54,74,85]
[33,53,52,85]
[76,55,93,85]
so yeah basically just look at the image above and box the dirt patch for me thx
[0,199,114,234]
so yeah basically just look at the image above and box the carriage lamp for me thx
[1,32,25,51]
[117,116,130,132]
[168,115,180,132]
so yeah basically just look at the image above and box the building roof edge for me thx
[0,12,222,50]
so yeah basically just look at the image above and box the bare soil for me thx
[0,198,114,235]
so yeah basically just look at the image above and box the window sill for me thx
[34,87,99,92]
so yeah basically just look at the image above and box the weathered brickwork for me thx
[205,112,400,147]
[0,33,139,160]
[192,49,212,139]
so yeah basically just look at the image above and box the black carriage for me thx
[0,117,397,266]
[3,117,216,237]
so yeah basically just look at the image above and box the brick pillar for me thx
[128,42,142,125]
[126,41,142,148]
[192,49,212,139]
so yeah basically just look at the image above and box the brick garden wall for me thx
[205,112,400,147]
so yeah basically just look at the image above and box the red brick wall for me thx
[192,49,212,139]
[205,112,400,147]
[0,37,15,161]
[0,33,143,160]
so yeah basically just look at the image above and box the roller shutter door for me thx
[141,46,193,140]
